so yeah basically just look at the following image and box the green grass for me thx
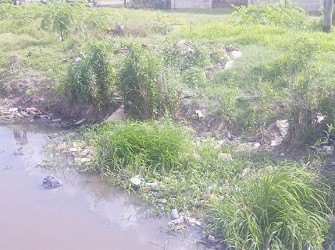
[209,166,333,250]
[89,120,193,175]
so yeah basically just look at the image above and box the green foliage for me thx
[64,40,116,107]
[163,42,208,71]
[234,38,321,133]
[209,166,333,250]
[40,1,85,41]
[128,0,167,9]
[119,42,180,119]
[232,0,307,29]
[162,42,209,88]
[92,120,192,177]
[0,3,14,20]
[0,3,41,26]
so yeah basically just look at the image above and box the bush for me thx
[119,42,180,119]
[128,0,167,9]
[233,0,307,29]
[64,41,116,108]
[209,166,333,250]
[91,120,192,179]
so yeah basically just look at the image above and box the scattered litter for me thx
[129,175,143,187]
[171,209,179,220]
[276,120,289,137]
[168,216,184,225]
[230,50,242,58]
[185,217,201,226]
[271,135,283,147]
[143,182,159,191]
[68,148,78,152]
[74,119,85,125]
[8,108,18,112]
[224,60,234,70]
[195,110,204,119]
[253,142,261,149]
[51,118,62,123]
[75,157,91,163]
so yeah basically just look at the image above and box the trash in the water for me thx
[42,175,62,189]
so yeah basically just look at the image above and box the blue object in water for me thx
[42,175,62,189]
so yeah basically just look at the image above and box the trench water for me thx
[0,122,202,250]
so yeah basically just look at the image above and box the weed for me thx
[208,166,334,250]
[119,42,180,119]
[90,120,193,178]
[63,40,116,108]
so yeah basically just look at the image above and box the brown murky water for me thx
[0,122,202,250]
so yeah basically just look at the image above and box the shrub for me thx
[64,41,116,107]
[119,42,180,119]
[91,120,192,179]
[128,0,167,9]
[209,166,333,250]
[233,0,307,29]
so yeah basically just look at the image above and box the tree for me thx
[323,0,334,32]
[40,1,85,41]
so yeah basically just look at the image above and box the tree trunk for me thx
[323,0,334,32]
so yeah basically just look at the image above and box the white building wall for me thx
[248,0,324,13]
[171,0,213,9]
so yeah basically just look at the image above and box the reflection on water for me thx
[0,123,202,250]
[13,129,28,146]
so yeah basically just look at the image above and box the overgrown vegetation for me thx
[209,167,333,249]
[1,1,335,248]
[119,43,180,118]
[64,40,116,108]
[89,120,192,177]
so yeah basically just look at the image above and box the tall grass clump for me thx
[64,40,116,108]
[119,42,180,119]
[91,120,192,181]
[209,166,333,250]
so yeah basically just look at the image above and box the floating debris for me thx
[42,175,62,189]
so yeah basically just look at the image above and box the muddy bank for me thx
[0,122,203,250]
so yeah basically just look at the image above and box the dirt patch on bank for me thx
[0,69,118,125]
[0,70,56,112]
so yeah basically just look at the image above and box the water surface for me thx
[0,122,201,250]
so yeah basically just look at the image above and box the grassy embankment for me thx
[1,2,335,249]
